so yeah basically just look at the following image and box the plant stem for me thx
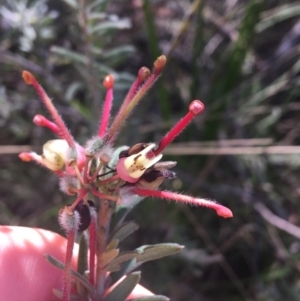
[62,230,75,301]
[95,199,115,299]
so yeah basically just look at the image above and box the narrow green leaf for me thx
[87,12,106,21]
[110,221,139,242]
[100,249,120,267]
[135,243,184,263]
[104,272,141,301]
[101,46,135,61]
[93,62,115,75]
[129,295,170,301]
[107,244,183,272]
[52,289,81,300]
[89,20,131,35]
[45,254,95,293]
[99,46,135,67]
[257,4,300,33]
[51,46,88,64]
[107,239,120,251]
[86,0,107,12]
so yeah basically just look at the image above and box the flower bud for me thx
[103,75,114,89]
[42,139,69,171]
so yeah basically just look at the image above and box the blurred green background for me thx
[2,0,300,300]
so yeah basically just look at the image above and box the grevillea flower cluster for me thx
[19,55,232,301]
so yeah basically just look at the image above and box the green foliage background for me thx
[2,0,300,300]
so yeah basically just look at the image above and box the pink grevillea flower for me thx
[19,55,232,301]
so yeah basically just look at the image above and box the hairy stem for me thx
[62,230,75,301]
[95,199,115,299]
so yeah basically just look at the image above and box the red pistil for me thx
[112,66,151,121]
[132,188,233,218]
[58,206,80,301]
[62,229,75,301]
[18,152,32,162]
[105,56,166,144]
[123,67,151,107]
[22,71,76,148]
[33,114,60,135]
[98,75,114,137]
[89,208,97,286]
[153,100,205,155]
[153,55,167,73]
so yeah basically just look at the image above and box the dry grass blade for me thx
[164,145,300,155]
[0,145,33,154]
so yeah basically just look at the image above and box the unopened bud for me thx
[103,75,114,89]
[22,71,35,85]
[19,152,32,162]
[42,139,69,171]
[138,67,151,82]
[154,55,167,72]
[189,100,205,115]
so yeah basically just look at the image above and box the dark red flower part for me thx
[74,200,91,232]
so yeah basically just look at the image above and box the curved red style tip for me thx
[103,75,114,89]
[138,67,151,82]
[22,71,35,85]
[216,206,233,218]
[154,55,167,72]
[33,114,44,126]
[189,100,205,115]
[19,152,32,162]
